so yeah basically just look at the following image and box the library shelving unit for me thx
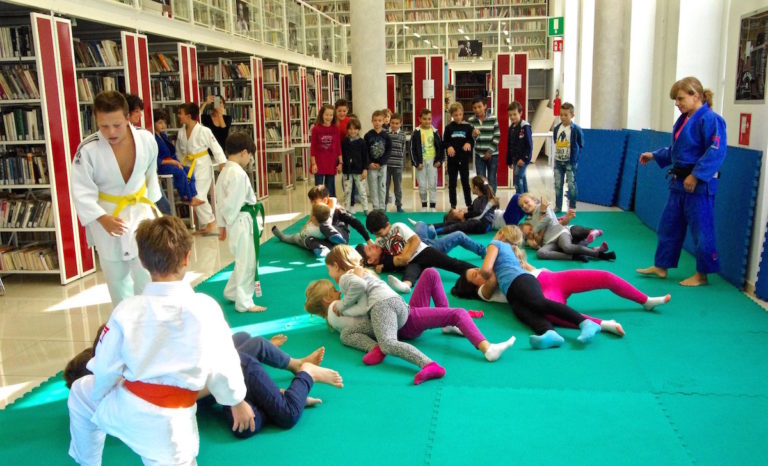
[121,31,154,131]
[307,68,322,122]
[291,66,311,181]
[454,71,489,112]
[1,13,98,285]
[262,0,286,48]
[198,57,254,136]
[263,61,293,190]
[412,55,445,188]
[250,56,268,199]
[320,70,330,105]
[396,73,414,134]
[192,0,230,33]
[492,51,528,189]
[148,44,182,131]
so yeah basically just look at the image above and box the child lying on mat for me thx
[67,216,253,466]
[520,221,604,262]
[305,265,515,368]
[518,193,616,262]
[427,176,500,235]
[65,330,342,441]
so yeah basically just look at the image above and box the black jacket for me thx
[341,137,369,174]
[443,121,475,161]
[410,127,444,167]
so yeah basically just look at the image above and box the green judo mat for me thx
[2,212,768,465]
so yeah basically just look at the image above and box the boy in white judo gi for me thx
[215,132,267,313]
[70,91,162,307]
[67,216,255,466]
[176,102,227,236]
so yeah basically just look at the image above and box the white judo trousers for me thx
[67,282,246,466]
[70,126,161,307]
[215,161,259,311]
[176,123,227,227]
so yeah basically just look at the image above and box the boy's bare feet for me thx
[187,198,205,207]
[299,362,343,388]
[270,334,287,347]
[239,305,267,313]
[680,273,707,287]
[300,347,325,366]
[197,221,218,236]
[305,396,322,407]
[637,266,667,278]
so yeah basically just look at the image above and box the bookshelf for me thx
[396,73,413,133]
[263,61,293,189]
[263,0,286,48]
[121,31,154,131]
[198,57,254,136]
[148,44,182,131]
[192,0,230,33]
[250,56,268,199]
[292,65,311,181]
[307,68,321,123]
[1,13,98,284]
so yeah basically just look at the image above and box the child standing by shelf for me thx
[553,102,584,213]
[153,109,203,208]
[310,104,342,197]
[468,97,500,193]
[364,109,392,211]
[410,108,443,210]
[70,91,162,307]
[176,102,227,235]
[341,118,369,215]
[443,102,475,209]
[215,132,267,313]
[506,101,532,194]
[386,113,406,212]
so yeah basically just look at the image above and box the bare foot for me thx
[300,347,325,366]
[187,198,205,207]
[636,266,667,278]
[305,396,322,407]
[270,334,287,347]
[239,305,267,313]
[299,362,343,388]
[680,273,707,287]
[196,222,218,236]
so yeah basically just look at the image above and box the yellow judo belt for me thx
[98,183,160,217]
[240,203,265,283]
[182,150,209,179]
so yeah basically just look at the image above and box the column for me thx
[590,0,629,129]
[350,0,386,131]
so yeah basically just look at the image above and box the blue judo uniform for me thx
[155,131,198,203]
[650,103,726,274]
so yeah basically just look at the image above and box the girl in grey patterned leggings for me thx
[323,245,446,385]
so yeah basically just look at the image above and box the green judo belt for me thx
[240,202,266,297]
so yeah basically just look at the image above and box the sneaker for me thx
[429,203,436,209]
[397,206,404,213]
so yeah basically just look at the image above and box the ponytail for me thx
[471,175,499,207]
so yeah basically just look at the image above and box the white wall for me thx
[720,0,768,286]
[562,0,580,106]
[625,0,657,130]
[577,0,595,128]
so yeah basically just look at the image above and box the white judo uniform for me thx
[176,123,227,228]
[67,281,246,466]
[215,161,260,311]
[70,126,162,307]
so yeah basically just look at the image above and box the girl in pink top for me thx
[311,104,342,197]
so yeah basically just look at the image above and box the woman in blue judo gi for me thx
[637,76,727,287]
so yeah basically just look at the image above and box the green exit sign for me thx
[548,16,564,36]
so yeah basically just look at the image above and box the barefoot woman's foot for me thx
[269,334,287,347]
[197,221,218,236]
[680,273,707,287]
[636,266,667,278]
[238,305,267,313]
[188,197,205,207]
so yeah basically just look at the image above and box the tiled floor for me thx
[0,161,721,408]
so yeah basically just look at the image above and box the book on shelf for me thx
[76,75,119,102]
[0,241,58,272]
[263,68,278,83]
[289,69,299,85]
[80,109,95,136]
[0,65,40,100]
[229,105,253,123]
[264,105,281,120]
[0,26,33,59]
[265,125,282,142]
[0,195,55,229]
[0,148,48,185]
[149,52,178,73]
[264,87,279,101]
[0,107,42,141]
[151,77,181,101]
[73,38,123,68]
[307,73,316,88]
[221,83,253,101]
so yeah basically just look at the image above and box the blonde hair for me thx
[304,279,334,318]
[497,225,529,267]
[670,77,714,107]
[325,244,363,271]
[448,102,464,115]
[517,192,536,207]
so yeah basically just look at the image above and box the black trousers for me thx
[447,155,472,208]
[402,246,475,284]
[505,273,585,335]
[433,218,490,235]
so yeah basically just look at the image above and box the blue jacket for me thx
[651,103,727,194]
[506,120,533,166]
[155,132,179,170]
[552,122,584,164]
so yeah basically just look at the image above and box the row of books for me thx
[151,78,181,102]
[288,70,300,85]
[290,124,301,140]
[73,38,123,69]
[0,65,40,100]
[289,103,301,119]
[0,242,58,272]
[80,109,96,136]
[149,52,178,73]
[264,106,282,121]
[229,105,253,123]
[0,149,48,185]
[307,74,316,88]
[0,197,55,229]
[0,108,43,142]
[263,68,278,83]
[76,75,119,102]
[199,62,252,81]
[264,125,282,142]
[264,88,280,101]
[221,84,252,101]
[0,26,33,59]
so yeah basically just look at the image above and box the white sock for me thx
[484,336,516,362]
[407,218,417,226]
[643,294,670,310]
[387,275,411,293]
[441,326,463,336]
[600,319,625,336]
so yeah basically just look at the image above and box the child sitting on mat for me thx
[319,245,446,385]
[215,132,267,312]
[305,267,516,363]
[518,193,616,261]
[67,216,254,466]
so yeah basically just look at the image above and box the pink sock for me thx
[414,362,446,385]
[593,241,608,252]
[586,229,602,244]
[363,345,386,365]
[468,310,484,318]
